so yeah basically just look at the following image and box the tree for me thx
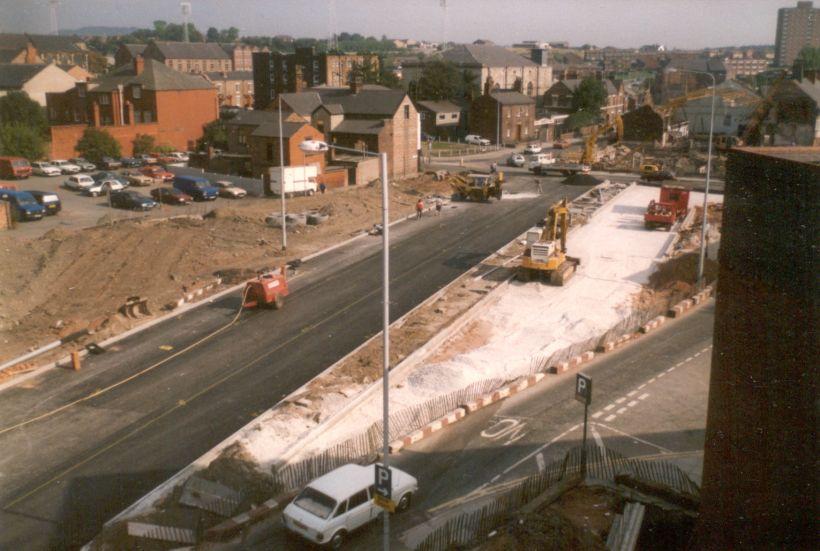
[76,128,121,163]
[571,77,606,115]
[196,120,227,151]
[563,110,598,132]
[414,60,461,100]
[0,91,48,136]
[132,133,156,156]
[797,46,820,70]
[206,27,220,42]
[222,27,239,42]
[460,70,480,101]
[0,123,45,160]
[350,56,401,89]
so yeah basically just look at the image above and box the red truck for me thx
[644,185,690,231]
[0,157,32,179]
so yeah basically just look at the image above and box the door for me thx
[516,124,522,142]
[344,488,373,531]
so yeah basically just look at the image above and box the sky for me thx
[0,0,789,49]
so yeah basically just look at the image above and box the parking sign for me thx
[575,373,592,405]
[374,464,392,500]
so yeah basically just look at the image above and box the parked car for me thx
[0,156,32,179]
[465,134,491,146]
[524,143,542,154]
[50,159,81,174]
[100,157,122,170]
[69,157,96,171]
[27,190,61,215]
[109,190,158,210]
[84,178,125,197]
[119,157,143,168]
[141,165,174,182]
[161,151,189,163]
[282,464,417,549]
[0,189,46,221]
[137,153,158,164]
[215,180,247,199]
[122,170,156,187]
[173,174,218,201]
[507,153,525,167]
[552,140,569,149]
[63,174,96,191]
[150,187,192,205]
[31,161,61,176]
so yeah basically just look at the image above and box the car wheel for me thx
[396,492,412,513]
[329,530,346,550]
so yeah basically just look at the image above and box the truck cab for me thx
[0,157,32,179]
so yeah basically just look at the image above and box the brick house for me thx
[204,71,254,107]
[0,34,41,64]
[654,57,727,104]
[416,100,466,139]
[469,87,536,145]
[142,41,232,74]
[0,63,78,106]
[0,33,96,71]
[543,78,626,121]
[220,43,267,72]
[224,109,275,154]
[247,120,325,178]
[46,56,218,158]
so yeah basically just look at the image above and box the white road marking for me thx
[604,414,616,422]
[615,397,627,404]
[627,390,637,397]
[590,424,606,451]
[638,383,646,390]
[499,423,581,477]
[648,377,656,383]
[604,404,615,411]
[627,400,638,407]
[536,452,545,473]
[616,407,627,414]
[666,366,675,373]
[592,411,604,419]
[594,422,674,453]
[639,393,650,400]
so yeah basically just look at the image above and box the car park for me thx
[100,157,122,170]
[507,153,525,167]
[120,157,144,168]
[141,165,174,182]
[69,157,96,171]
[173,174,218,201]
[138,153,158,164]
[465,134,491,146]
[0,189,46,221]
[121,170,156,187]
[31,161,61,176]
[215,180,247,199]
[161,151,190,164]
[282,464,417,549]
[64,174,96,191]
[524,143,542,154]
[50,159,81,174]
[150,187,192,205]
[84,178,125,197]
[27,190,61,215]
[109,190,157,210]
[0,156,32,179]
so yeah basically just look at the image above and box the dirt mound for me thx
[563,173,603,186]
[648,252,718,291]
[199,442,279,507]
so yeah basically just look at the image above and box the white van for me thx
[269,165,319,197]
[527,152,555,171]
[282,463,417,549]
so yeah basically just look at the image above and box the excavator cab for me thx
[517,198,580,285]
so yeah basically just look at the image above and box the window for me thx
[142,111,152,123]
[348,489,368,509]
[404,105,410,119]
[506,129,510,137]
[238,133,247,145]
[99,94,110,105]
[132,85,141,99]
[450,113,457,119]
[334,500,348,518]
[438,113,446,120]
[235,83,240,92]
[267,143,274,162]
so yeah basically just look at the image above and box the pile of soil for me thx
[563,173,603,186]
[0,174,452,364]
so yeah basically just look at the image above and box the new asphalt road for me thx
[0,175,591,549]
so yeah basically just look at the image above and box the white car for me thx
[507,153,525,167]
[528,153,556,171]
[31,161,61,176]
[282,464,417,549]
[84,178,125,196]
[524,143,542,154]
[138,153,158,164]
[167,151,189,162]
[64,174,95,191]
[465,134,491,146]
[50,159,81,174]
[215,180,247,198]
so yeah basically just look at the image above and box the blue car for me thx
[0,189,46,221]
[173,175,218,201]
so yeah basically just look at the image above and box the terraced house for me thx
[46,56,218,158]
[142,41,232,74]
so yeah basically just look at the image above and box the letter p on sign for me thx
[575,373,592,405]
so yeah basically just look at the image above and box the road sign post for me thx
[575,373,592,478]
[374,464,395,512]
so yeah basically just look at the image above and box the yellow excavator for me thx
[580,113,623,165]
[518,198,580,285]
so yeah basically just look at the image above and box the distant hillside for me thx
[60,26,138,37]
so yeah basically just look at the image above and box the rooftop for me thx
[283,85,407,117]
[150,41,230,60]
[490,90,536,105]
[93,58,214,92]
[442,43,536,68]
[416,100,463,113]
[204,70,253,81]
[734,146,820,166]
[0,63,47,89]
[250,120,307,138]
[331,119,385,135]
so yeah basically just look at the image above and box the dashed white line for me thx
[592,411,604,419]
[638,393,650,400]
[604,414,616,422]
[658,372,665,378]
[638,383,646,390]
[591,424,606,451]
[627,400,638,407]
[627,390,637,397]
[604,404,615,411]
[615,397,627,404]
[616,407,627,414]
[666,366,675,373]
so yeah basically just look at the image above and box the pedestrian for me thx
[534,178,542,194]
[319,182,326,194]
[490,162,497,173]
[435,198,442,216]
[416,198,424,220]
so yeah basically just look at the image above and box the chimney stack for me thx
[350,73,363,94]
[134,54,145,76]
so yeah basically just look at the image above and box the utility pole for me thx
[49,0,60,35]
[181,2,192,43]
[278,94,287,251]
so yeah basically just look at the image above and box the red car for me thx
[150,187,192,205]
[141,165,174,182]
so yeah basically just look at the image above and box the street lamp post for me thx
[299,139,391,549]
[278,95,287,251]
[668,67,716,290]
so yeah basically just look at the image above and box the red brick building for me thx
[470,89,536,145]
[142,41,232,74]
[46,57,218,158]
[246,120,325,178]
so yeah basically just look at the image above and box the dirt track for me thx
[0,176,451,364]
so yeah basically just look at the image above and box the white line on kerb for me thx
[627,390,637,397]
[604,414,616,422]
[638,393,650,400]
[627,400,638,407]
[590,424,605,451]
[686,356,694,362]
[648,378,656,383]
[666,366,675,373]
[658,372,666,378]
[638,383,646,390]
[604,404,615,411]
